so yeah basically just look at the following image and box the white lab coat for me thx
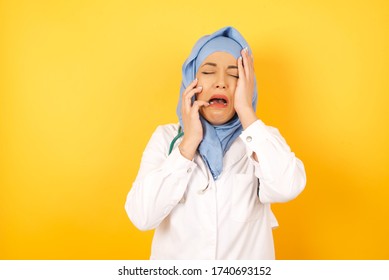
[125,120,306,259]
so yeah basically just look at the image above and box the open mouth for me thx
[208,95,228,106]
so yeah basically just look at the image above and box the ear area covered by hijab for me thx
[176,26,258,180]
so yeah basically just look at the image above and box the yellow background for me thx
[1,0,388,259]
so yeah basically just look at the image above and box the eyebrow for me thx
[202,62,217,67]
[201,62,238,69]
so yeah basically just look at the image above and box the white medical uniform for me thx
[125,120,306,259]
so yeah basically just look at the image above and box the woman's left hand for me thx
[234,48,257,129]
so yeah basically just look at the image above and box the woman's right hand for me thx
[179,78,209,160]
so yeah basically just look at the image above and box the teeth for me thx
[209,100,227,105]
[208,98,228,106]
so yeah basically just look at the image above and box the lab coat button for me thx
[187,168,192,173]
[246,136,252,142]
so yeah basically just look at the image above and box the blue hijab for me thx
[176,26,258,180]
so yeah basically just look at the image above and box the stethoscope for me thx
[168,126,183,155]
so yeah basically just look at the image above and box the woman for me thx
[125,26,306,259]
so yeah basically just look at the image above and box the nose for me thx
[215,73,227,89]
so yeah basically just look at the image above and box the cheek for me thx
[230,78,238,91]
[196,83,212,99]
[228,85,237,104]
[196,73,215,85]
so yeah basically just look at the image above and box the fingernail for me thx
[244,47,248,52]
[194,78,198,82]
[198,86,203,90]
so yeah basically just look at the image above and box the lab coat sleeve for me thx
[125,125,197,231]
[239,120,306,203]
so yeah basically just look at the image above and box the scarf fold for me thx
[176,26,258,180]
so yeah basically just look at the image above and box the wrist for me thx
[236,108,257,130]
[235,103,253,114]
[178,139,198,160]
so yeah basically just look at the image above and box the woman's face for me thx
[196,51,239,125]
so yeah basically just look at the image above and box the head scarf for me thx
[176,26,258,180]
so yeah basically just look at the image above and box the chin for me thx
[202,111,235,126]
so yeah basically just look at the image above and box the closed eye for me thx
[201,72,215,74]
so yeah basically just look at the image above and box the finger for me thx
[182,79,198,104]
[241,48,251,78]
[182,79,198,113]
[245,49,253,69]
[185,86,203,101]
[237,55,245,80]
[183,78,198,96]
[250,53,255,72]
[191,100,209,114]
[243,48,255,80]
[183,86,203,112]
[247,51,254,72]
[192,100,209,108]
